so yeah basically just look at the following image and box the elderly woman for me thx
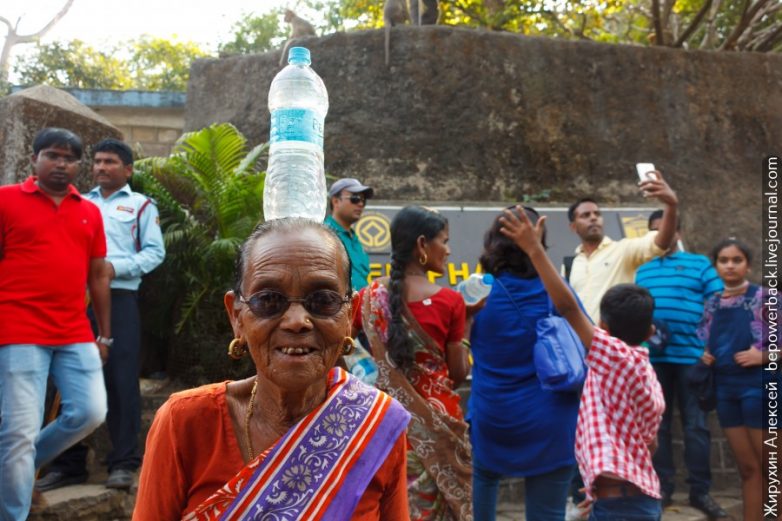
[353,206,473,521]
[133,219,410,520]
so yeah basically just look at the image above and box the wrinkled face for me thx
[570,201,604,243]
[225,228,351,392]
[32,146,81,195]
[421,226,450,275]
[93,152,132,195]
[715,245,750,286]
[332,190,367,226]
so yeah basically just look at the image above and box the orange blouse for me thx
[133,382,409,521]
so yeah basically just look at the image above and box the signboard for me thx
[354,205,658,288]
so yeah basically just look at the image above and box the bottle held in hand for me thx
[456,273,494,305]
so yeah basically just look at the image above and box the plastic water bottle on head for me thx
[456,273,494,305]
[264,47,329,221]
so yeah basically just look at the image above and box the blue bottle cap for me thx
[482,273,494,285]
[288,47,311,65]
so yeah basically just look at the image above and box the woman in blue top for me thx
[698,238,775,521]
[469,206,580,521]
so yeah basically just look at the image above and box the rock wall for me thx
[186,26,781,260]
[0,85,122,192]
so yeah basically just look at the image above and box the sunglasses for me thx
[341,194,366,204]
[239,289,350,318]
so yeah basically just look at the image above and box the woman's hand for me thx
[735,346,764,367]
[498,205,546,254]
[465,296,487,318]
[701,352,715,366]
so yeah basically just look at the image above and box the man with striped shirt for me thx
[635,210,727,518]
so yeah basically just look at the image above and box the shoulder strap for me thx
[134,197,153,252]
[562,255,575,282]
[496,277,555,318]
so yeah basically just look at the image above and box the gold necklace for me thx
[244,378,258,460]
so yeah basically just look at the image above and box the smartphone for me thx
[636,163,657,182]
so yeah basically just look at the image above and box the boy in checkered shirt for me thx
[499,206,665,520]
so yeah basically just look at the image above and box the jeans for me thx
[52,291,142,475]
[0,343,106,520]
[652,363,711,497]
[473,462,573,521]
[588,495,662,520]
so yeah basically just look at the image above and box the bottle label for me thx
[270,108,323,147]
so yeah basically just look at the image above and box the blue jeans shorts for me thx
[716,382,763,429]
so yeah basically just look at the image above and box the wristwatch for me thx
[96,336,114,347]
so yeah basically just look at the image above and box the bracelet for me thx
[461,338,471,349]
[96,336,114,347]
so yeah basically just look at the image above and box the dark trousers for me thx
[588,495,662,520]
[50,290,142,474]
[652,363,711,497]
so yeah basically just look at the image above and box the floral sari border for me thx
[217,368,409,520]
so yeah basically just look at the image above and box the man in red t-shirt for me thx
[0,128,112,519]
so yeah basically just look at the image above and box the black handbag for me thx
[646,318,671,357]
[687,360,717,411]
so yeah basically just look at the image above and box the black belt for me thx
[111,289,138,295]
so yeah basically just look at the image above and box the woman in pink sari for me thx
[353,206,474,521]
[133,219,410,520]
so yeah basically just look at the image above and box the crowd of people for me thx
[0,127,773,521]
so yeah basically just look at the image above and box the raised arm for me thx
[499,206,594,349]
[639,170,679,251]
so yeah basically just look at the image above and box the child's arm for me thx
[499,206,595,349]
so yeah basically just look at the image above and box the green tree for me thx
[13,40,132,89]
[320,0,781,51]
[13,36,210,91]
[130,37,210,91]
[132,123,266,382]
[219,10,288,55]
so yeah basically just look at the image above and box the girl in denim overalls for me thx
[698,238,775,521]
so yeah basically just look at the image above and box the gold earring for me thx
[342,337,355,356]
[228,338,247,359]
[419,252,428,266]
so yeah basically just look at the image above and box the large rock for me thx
[186,26,781,257]
[0,85,122,191]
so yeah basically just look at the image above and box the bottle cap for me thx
[288,47,311,65]
[482,273,494,285]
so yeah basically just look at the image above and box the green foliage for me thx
[219,10,288,55]
[13,37,210,91]
[130,37,210,91]
[13,40,132,89]
[132,123,266,382]
[309,0,780,51]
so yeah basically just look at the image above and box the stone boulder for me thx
[186,26,781,257]
[0,85,122,191]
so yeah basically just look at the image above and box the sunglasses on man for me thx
[340,194,366,205]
